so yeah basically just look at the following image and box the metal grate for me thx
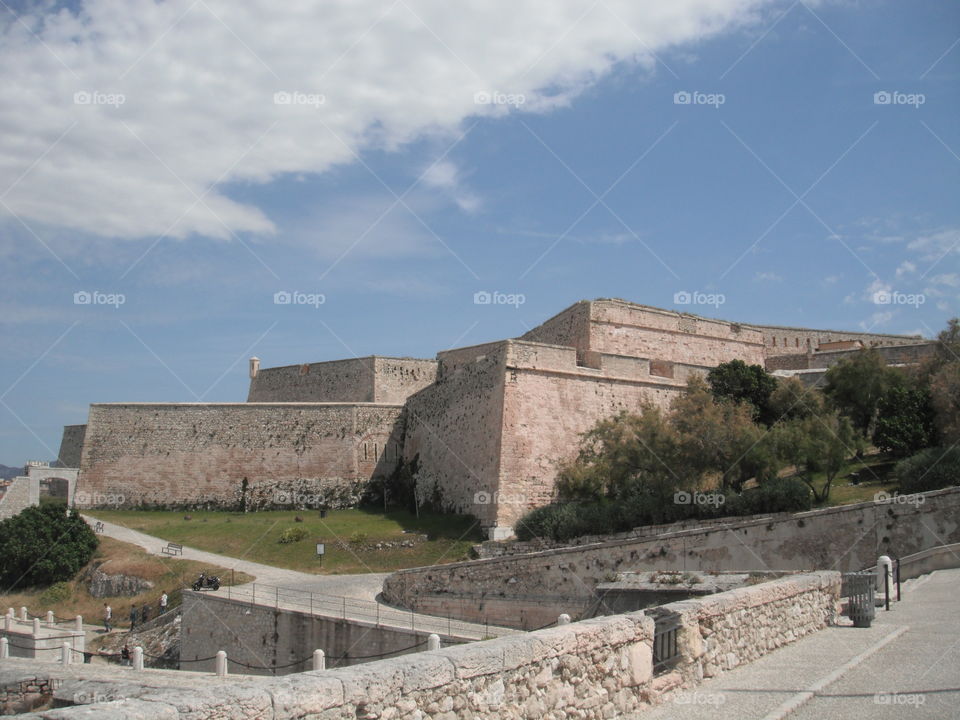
[647,609,682,674]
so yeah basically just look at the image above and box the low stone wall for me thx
[19,572,839,719]
[0,475,38,520]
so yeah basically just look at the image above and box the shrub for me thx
[895,446,960,494]
[39,581,73,606]
[0,504,98,590]
[348,530,369,545]
[278,526,310,544]
[727,478,813,515]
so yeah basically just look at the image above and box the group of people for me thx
[102,591,168,634]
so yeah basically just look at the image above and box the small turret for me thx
[249,357,260,379]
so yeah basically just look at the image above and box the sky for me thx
[0,0,958,466]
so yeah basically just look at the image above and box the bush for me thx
[895,446,960,494]
[0,504,98,590]
[726,478,812,515]
[39,581,73,606]
[278,526,309,544]
[349,530,369,545]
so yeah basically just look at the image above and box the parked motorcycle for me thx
[192,572,221,591]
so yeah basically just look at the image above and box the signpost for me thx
[316,542,325,567]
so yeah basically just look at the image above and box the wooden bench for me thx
[160,542,183,556]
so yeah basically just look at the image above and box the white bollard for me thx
[20,607,27,622]
[6,608,13,618]
[0,637,8,658]
[4,614,11,632]
[427,633,440,651]
[32,618,40,635]
[46,610,55,625]
[877,555,893,591]
[61,641,71,665]
[215,650,228,677]
[75,615,83,632]
[313,649,325,671]
[557,614,571,626]
[133,646,144,671]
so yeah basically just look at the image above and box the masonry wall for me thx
[75,403,403,509]
[403,344,508,527]
[765,342,935,371]
[382,487,960,610]
[372,357,439,403]
[754,324,923,357]
[520,301,593,363]
[0,476,38,520]
[55,425,86,468]
[246,358,376,402]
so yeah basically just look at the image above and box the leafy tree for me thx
[873,383,937,457]
[707,360,778,425]
[774,410,862,503]
[930,364,960,445]
[767,376,823,422]
[895,445,960,494]
[823,349,902,438]
[0,504,98,590]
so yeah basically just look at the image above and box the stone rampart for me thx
[0,475,38,520]
[753,323,924,356]
[54,425,86,468]
[764,341,935,371]
[75,403,404,509]
[17,571,839,720]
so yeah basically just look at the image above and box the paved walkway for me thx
[85,516,516,641]
[634,568,960,720]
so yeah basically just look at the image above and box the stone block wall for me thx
[74,403,403,509]
[0,475,38,520]
[54,425,86,468]
[765,341,935,371]
[754,324,924,357]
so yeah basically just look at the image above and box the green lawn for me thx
[87,507,484,574]
[812,453,900,508]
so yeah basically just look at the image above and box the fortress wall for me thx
[403,344,508,527]
[246,357,375,402]
[519,301,592,360]
[435,340,512,377]
[55,424,86,467]
[496,344,686,530]
[754,325,923,357]
[372,357,438,404]
[75,403,403,509]
[765,342,935,372]
[587,302,767,367]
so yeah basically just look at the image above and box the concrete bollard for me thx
[0,637,8,658]
[46,610,55,625]
[877,555,893,590]
[428,634,440,651]
[75,615,83,632]
[557,614,571,626]
[215,650,228,677]
[20,607,27,621]
[133,646,144,671]
[61,641,71,665]
[32,618,40,635]
[4,614,11,632]
[313,649,325,671]
[6,608,13,619]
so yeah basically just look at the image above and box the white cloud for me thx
[754,271,782,282]
[895,260,916,278]
[420,160,481,213]
[0,0,775,244]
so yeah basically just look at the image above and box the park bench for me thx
[160,542,183,556]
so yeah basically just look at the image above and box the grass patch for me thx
[812,453,899,508]
[0,536,251,628]
[87,506,484,574]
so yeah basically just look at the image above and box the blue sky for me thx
[1,0,958,465]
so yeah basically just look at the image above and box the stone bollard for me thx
[133,646,144,671]
[75,615,83,632]
[4,614,11,632]
[0,637,8,658]
[215,650,228,677]
[313,649,325,671]
[32,618,40,635]
[46,610,55,625]
[557,614,571,626]
[20,607,27,622]
[6,608,13,619]
[877,555,893,590]
[428,634,440,651]
[61,641,71,665]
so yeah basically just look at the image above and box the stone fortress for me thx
[59,298,931,539]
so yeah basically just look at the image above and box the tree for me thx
[707,360,778,425]
[0,504,98,590]
[924,318,960,445]
[774,410,862,503]
[767,376,824,423]
[873,383,937,457]
[823,349,902,438]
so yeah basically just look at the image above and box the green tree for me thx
[0,504,98,590]
[767,376,823,422]
[774,410,862,503]
[707,360,778,425]
[873,383,937,457]
[823,348,902,438]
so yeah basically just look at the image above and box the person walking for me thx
[159,591,168,615]
[103,603,112,632]
[141,604,150,624]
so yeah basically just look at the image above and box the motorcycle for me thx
[192,572,221,591]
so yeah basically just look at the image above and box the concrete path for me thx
[84,515,516,641]
[633,568,960,720]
